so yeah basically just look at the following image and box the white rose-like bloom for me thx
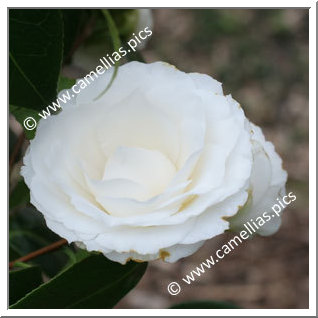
[21,62,287,264]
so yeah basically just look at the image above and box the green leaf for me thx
[170,300,240,309]
[9,179,30,210]
[57,76,76,92]
[10,104,39,139]
[9,229,69,278]
[9,265,43,306]
[9,9,63,111]
[9,207,70,277]
[10,253,147,309]
[62,247,90,270]
[10,75,75,140]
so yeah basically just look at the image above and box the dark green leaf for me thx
[9,207,70,277]
[9,9,63,111]
[170,300,240,309]
[10,75,75,140]
[57,76,76,92]
[9,104,39,139]
[9,265,43,306]
[10,254,147,309]
[62,247,90,270]
[9,229,70,277]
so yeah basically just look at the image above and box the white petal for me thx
[189,72,223,95]
[229,123,287,235]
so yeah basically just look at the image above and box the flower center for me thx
[102,146,177,201]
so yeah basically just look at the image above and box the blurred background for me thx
[114,9,309,309]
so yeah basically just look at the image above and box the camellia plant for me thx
[9,9,287,309]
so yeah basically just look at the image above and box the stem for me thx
[9,239,68,269]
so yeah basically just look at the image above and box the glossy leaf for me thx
[9,9,63,111]
[10,254,147,309]
[9,265,43,306]
[10,76,75,140]
[9,207,70,277]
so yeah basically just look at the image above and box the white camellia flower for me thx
[21,62,287,264]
